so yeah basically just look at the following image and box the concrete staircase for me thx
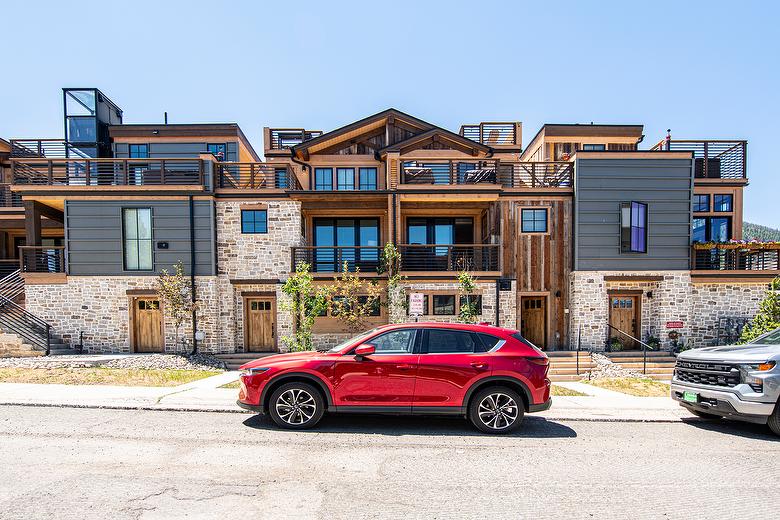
[603,351,677,381]
[547,351,596,382]
[0,332,44,357]
[215,352,278,371]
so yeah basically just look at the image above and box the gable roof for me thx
[377,127,491,157]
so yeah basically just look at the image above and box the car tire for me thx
[689,409,722,420]
[268,382,325,430]
[768,401,780,437]
[468,386,525,434]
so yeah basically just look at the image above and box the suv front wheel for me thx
[268,382,325,430]
[468,386,524,434]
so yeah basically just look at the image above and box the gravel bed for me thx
[583,353,646,380]
[0,353,226,371]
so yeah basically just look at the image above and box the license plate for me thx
[683,391,698,403]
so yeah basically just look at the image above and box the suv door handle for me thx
[470,362,489,370]
[395,364,413,370]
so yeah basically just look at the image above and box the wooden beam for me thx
[24,201,42,246]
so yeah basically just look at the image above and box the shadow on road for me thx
[681,417,778,441]
[242,413,577,438]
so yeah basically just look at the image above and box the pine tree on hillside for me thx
[743,222,780,242]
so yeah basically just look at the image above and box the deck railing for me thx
[269,129,323,149]
[692,245,780,271]
[9,139,92,159]
[20,246,66,274]
[217,163,300,190]
[291,246,383,273]
[459,123,518,146]
[400,160,500,185]
[399,244,500,272]
[650,139,747,180]
[12,158,204,186]
[498,162,573,188]
[0,184,23,207]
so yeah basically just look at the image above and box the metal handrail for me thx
[0,269,25,301]
[0,294,50,354]
[606,323,656,375]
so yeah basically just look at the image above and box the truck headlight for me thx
[739,362,775,392]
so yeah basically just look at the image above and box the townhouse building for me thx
[2,88,777,356]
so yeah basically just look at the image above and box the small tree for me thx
[330,263,383,333]
[457,270,479,324]
[739,276,780,344]
[378,242,406,321]
[156,261,198,354]
[281,262,330,352]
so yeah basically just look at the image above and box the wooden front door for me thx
[132,298,163,353]
[521,296,546,349]
[609,295,640,349]
[246,298,276,352]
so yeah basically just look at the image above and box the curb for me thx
[0,401,694,423]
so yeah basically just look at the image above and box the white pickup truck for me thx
[671,327,780,436]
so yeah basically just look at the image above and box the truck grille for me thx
[674,360,740,387]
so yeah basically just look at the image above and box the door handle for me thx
[470,362,489,370]
[395,364,413,370]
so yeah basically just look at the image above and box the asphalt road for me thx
[0,405,778,520]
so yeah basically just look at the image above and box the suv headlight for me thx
[739,361,775,392]
[240,367,271,377]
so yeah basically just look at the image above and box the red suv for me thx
[237,322,551,434]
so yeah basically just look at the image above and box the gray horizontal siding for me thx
[574,158,693,271]
[65,200,215,276]
[114,141,238,161]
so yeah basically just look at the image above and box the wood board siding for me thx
[574,158,694,271]
[65,200,215,276]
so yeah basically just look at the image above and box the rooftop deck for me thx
[650,139,747,180]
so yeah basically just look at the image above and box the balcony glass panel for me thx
[67,117,97,143]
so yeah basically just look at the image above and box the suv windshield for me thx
[326,328,379,352]
[749,327,780,345]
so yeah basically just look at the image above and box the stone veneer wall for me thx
[216,199,303,279]
[25,276,223,354]
[569,271,769,350]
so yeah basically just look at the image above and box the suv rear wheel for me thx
[768,401,780,437]
[268,382,325,430]
[468,386,524,434]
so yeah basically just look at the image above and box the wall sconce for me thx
[646,291,653,299]
[555,290,561,298]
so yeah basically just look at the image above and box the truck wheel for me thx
[768,402,780,437]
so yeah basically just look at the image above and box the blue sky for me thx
[1,0,777,226]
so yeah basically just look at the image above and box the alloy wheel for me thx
[477,392,519,430]
[275,388,317,425]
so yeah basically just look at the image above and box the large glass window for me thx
[521,209,548,233]
[366,329,417,354]
[67,117,97,143]
[207,143,227,161]
[620,201,647,253]
[123,208,153,271]
[425,329,479,354]
[241,210,268,234]
[313,218,379,272]
[692,217,731,242]
[314,168,333,190]
[337,168,355,190]
[406,218,473,245]
[693,194,710,212]
[432,295,456,315]
[359,167,378,190]
[714,194,733,212]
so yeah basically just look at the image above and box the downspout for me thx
[188,195,198,354]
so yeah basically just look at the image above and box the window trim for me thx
[693,193,710,213]
[582,143,606,151]
[520,207,550,234]
[713,193,733,213]
[128,143,149,158]
[620,201,648,254]
[206,142,228,162]
[241,209,268,234]
[314,167,333,190]
[121,207,154,272]
[406,290,483,317]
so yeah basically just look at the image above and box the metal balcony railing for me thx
[692,245,780,271]
[19,246,66,274]
[459,123,518,146]
[12,158,204,186]
[651,139,747,180]
[269,129,323,149]
[498,162,573,188]
[291,246,383,273]
[217,163,300,190]
[399,244,500,272]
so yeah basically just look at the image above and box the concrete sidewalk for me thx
[0,372,695,422]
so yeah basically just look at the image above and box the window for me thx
[714,194,733,212]
[582,143,606,151]
[275,168,288,189]
[313,218,379,272]
[620,201,647,253]
[129,144,149,158]
[553,142,577,160]
[425,329,479,354]
[359,167,378,190]
[241,210,268,234]
[693,194,710,212]
[123,208,153,271]
[314,168,333,190]
[407,218,473,245]
[207,143,227,161]
[477,333,501,351]
[337,168,355,190]
[521,208,548,233]
[459,295,482,315]
[432,294,456,315]
[608,143,636,151]
[367,329,417,354]
[692,217,731,243]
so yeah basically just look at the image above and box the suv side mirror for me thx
[354,344,376,357]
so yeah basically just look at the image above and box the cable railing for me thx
[0,184,23,207]
[20,246,66,274]
[0,295,50,355]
